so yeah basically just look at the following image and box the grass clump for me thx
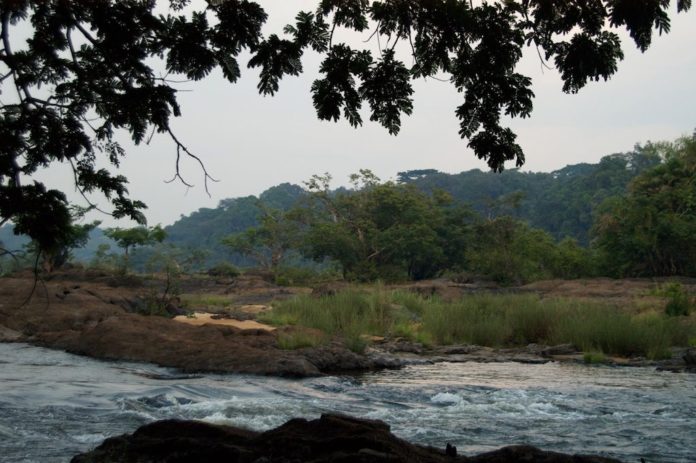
[663,283,692,317]
[264,287,395,351]
[583,351,607,364]
[206,262,240,278]
[276,330,327,350]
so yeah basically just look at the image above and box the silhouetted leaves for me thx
[1,0,691,258]
[312,44,373,127]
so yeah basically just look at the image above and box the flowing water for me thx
[1,343,694,463]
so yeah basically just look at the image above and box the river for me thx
[1,343,694,462]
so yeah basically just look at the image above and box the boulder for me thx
[71,414,623,463]
[542,344,578,356]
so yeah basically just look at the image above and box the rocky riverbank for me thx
[1,272,694,376]
[71,413,622,463]
[0,275,398,376]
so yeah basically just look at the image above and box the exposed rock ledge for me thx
[2,275,694,376]
[71,413,622,463]
[0,277,386,377]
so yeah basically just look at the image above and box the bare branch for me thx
[363,21,381,43]
[165,127,218,196]
[18,251,49,310]
[329,20,337,48]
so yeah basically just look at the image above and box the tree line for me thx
[2,133,694,284]
[221,134,696,283]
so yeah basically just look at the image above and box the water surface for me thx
[1,343,694,462]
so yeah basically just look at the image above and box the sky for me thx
[36,2,696,228]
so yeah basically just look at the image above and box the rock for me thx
[541,344,578,356]
[0,277,380,377]
[303,344,372,373]
[164,302,187,317]
[446,443,457,457]
[467,445,621,462]
[0,324,23,342]
[71,414,623,463]
[437,345,481,355]
[384,339,424,354]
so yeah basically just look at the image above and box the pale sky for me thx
[37,2,696,227]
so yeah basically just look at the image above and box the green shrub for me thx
[662,283,692,316]
[392,321,417,340]
[274,266,337,286]
[344,334,368,354]
[207,262,240,278]
[583,351,607,364]
[647,345,673,361]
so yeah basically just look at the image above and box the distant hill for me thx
[396,149,660,244]
[0,225,115,263]
[1,147,660,267]
[164,183,307,266]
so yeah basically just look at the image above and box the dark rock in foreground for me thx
[72,414,622,463]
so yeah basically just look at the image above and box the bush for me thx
[273,266,340,287]
[207,262,240,278]
[583,351,607,364]
[662,283,692,316]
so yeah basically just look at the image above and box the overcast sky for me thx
[39,2,696,228]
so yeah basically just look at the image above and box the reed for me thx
[264,288,696,358]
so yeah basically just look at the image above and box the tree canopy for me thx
[1,0,691,256]
[593,135,696,277]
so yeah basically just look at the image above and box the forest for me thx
[2,132,694,285]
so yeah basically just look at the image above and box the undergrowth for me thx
[262,288,696,358]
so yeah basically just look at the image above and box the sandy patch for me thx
[173,312,276,331]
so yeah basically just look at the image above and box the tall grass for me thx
[260,287,396,352]
[262,289,696,358]
[276,329,327,350]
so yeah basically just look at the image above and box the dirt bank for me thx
[0,275,392,376]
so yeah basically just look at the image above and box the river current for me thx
[1,343,694,462]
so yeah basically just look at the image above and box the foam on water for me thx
[1,344,695,463]
[430,392,462,405]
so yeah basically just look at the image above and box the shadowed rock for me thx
[71,414,623,463]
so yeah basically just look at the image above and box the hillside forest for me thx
[1,133,695,285]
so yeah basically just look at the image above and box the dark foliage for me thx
[1,1,689,257]
[593,135,696,277]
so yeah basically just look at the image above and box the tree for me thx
[1,1,691,258]
[466,216,560,284]
[103,224,166,270]
[301,171,473,280]
[221,206,303,274]
[593,135,696,277]
[35,219,100,273]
